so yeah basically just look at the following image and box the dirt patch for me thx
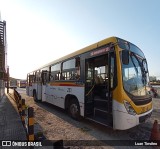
[8,89,160,149]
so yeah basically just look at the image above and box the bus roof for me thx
[30,36,117,73]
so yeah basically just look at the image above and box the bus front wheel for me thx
[69,99,80,120]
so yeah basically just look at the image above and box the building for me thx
[149,76,157,82]
[0,20,7,97]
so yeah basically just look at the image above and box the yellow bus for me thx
[26,37,152,130]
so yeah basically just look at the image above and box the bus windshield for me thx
[120,43,149,97]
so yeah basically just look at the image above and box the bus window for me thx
[62,58,80,80]
[75,57,80,80]
[95,66,106,84]
[42,70,49,85]
[94,55,108,85]
[36,71,41,83]
[110,52,116,89]
[86,61,94,83]
[51,63,61,81]
[29,74,34,86]
[33,72,36,83]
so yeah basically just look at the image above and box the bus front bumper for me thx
[113,108,153,130]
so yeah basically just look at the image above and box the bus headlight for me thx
[124,100,136,115]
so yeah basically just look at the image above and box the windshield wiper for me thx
[130,53,138,74]
[131,53,147,85]
[133,54,147,85]
[141,59,148,85]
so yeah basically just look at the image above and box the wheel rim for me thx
[70,104,78,117]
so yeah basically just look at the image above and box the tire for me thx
[68,99,80,120]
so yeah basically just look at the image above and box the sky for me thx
[0,0,160,79]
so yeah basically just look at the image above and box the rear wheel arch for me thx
[65,94,79,109]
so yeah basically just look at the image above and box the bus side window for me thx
[50,72,54,81]
[42,72,45,85]
[62,57,80,81]
[51,63,61,81]
[110,52,116,89]
[29,74,34,86]
[33,72,36,83]
[75,57,80,80]
[55,73,60,80]
[42,71,49,85]
[37,71,41,83]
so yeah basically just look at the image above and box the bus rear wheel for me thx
[68,99,80,120]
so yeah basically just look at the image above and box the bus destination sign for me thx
[91,47,110,56]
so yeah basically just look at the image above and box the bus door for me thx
[26,75,29,95]
[27,74,34,97]
[36,71,42,100]
[85,59,94,116]
[85,53,113,126]
[41,70,49,102]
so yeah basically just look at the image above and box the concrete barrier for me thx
[21,99,25,126]
[13,89,35,141]
[28,107,34,141]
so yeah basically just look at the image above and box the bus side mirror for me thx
[122,50,129,65]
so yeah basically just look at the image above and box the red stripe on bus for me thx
[50,83,84,87]
[59,84,79,86]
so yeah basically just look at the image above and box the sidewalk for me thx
[0,91,28,148]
